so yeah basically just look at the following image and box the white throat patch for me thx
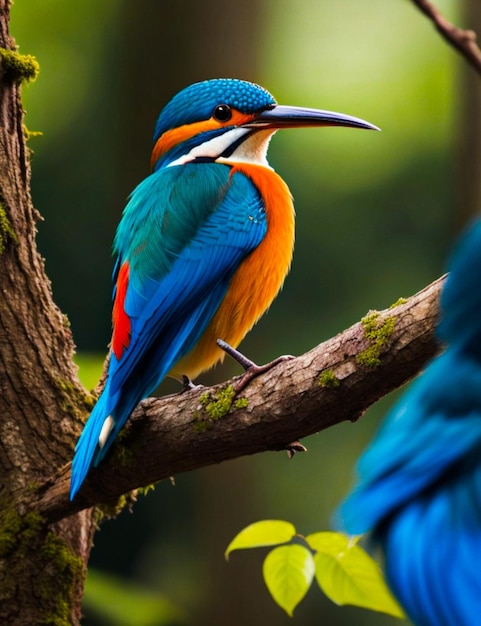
[167,128,276,168]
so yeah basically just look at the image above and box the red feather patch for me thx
[112,262,131,359]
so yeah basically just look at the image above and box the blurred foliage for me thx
[74,353,104,392]
[84,569,188,626]
[11,0,465,624]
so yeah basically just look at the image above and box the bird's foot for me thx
[217,339,294,392]
[284,440,307,459]
[181,375,204,393]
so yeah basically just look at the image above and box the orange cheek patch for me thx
[150,110,255,170]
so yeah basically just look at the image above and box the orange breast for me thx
[171,163,295,379]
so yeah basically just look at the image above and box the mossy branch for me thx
[35,276,443,524]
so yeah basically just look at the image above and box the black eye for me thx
[213,104,232,122]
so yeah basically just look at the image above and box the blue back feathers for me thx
[153,78,276,142]
[338,218,481,625]
[70,162,268,498]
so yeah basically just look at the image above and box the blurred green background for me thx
[11,0,479,624]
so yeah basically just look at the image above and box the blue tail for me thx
[70,279,230,499]
[70,386,116,499]
[70,377,147,499]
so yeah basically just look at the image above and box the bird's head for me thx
[150,78,378,171]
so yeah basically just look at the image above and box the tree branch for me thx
[35,276,444,524]
[411,0,481,75]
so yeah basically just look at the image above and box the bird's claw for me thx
[234,356,294,392]
[285,440,307,459]
[181,375,204,393]
[217,339,295,392]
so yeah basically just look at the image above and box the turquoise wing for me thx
[70,163,267,498]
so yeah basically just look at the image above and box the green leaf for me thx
[263,544,315,616]
[225,519,296,559]
[306,531,405,619]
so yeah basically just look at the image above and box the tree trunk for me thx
[0,2,94,623]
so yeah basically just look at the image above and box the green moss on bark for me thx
[0,203,17,254]
[0,508,83,625]
[356,311,395,368]
[0,48,39,83]
[318,369,340,388]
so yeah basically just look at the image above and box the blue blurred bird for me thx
[70,78,377,499]
[339,218,481,625]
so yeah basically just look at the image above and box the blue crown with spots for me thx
[153,79,277,143]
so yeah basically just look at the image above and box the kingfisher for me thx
[70,78,378,499]
[339,219,481,625]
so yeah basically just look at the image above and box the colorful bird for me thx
[339,218,481,625]
[70,78,377,499]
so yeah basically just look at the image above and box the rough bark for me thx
[0,1,94,623]
[34,278,442,525]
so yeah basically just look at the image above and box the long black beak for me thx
[245,104,379,132]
